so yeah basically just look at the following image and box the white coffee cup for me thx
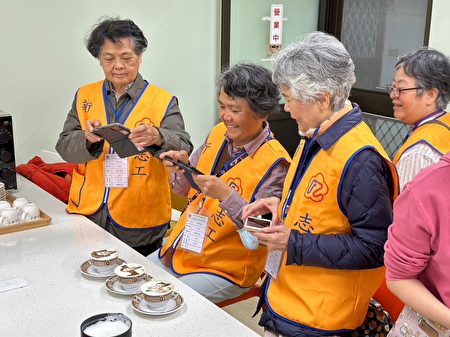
[12,198,28,213]
[0,200,11,211]
[1,207,19,226]
[90,249,119,274]
[20,203,40,222]
[140,280,174,310]
[114,263,145,291]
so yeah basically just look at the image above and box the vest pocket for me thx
[69,170,86,207]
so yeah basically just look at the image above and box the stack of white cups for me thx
[0,197,41,227]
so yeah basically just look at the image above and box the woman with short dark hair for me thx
[148,63,290,304]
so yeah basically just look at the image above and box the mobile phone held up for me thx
[163,155,204,191]
[163,156,204,175]
[93,123,144,158]
[93,123,131,141]
[244,216,272,232]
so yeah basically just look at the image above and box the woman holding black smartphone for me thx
[148,63,290,304]
[55,18,193,256]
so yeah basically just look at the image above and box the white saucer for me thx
[131,292,184,316]
[105,274,153,295]
[80,258,126,278]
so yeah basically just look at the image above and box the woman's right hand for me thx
[159,150,189,174]
[241,196,280,225]
[84,119,103,143]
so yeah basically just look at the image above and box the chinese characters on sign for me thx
[269,4,284,52]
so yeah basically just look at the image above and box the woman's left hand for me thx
[251,224,291,251]
[129,124,162,148]
[193,175,232,201]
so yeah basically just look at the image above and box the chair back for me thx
[373,279,404,321]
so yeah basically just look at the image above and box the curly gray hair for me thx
[218,63,280,118]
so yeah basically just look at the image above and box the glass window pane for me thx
[341,0,428,92]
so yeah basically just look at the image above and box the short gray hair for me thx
[396,48,450,109]
[272,31,355,112]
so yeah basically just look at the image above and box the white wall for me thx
[429,0,450,110]
[0,0,219,165]
[429,0,450,55]
[230,0,319,68]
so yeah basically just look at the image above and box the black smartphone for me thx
[93,123,144,158]
[163,156,204,175]
[163,156,204,191]
[93,122,130,137]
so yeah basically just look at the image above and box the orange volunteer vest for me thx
[160,123,290,287]
[67,80,173,229]
[266,121,398,332]
[393,112,450,164]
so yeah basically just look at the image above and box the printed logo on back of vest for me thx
[82,99,93,113]
[304,173,328,202]
[227,177,243,195]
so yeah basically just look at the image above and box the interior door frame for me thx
[221,0,231,70]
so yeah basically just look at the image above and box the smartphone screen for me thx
[244,216,272,231]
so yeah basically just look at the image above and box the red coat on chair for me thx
[16,156,77,203]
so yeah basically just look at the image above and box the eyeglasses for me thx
[386,85,422,98]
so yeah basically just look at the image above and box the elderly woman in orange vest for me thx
[56,18,193,256]
[148,63,290,303]
[242,32,399,337]
[389,48,450,190]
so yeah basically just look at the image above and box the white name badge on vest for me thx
[180,212,209,255]
[265,250,283,280]
[104,154,129,188]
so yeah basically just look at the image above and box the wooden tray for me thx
[0,192,52,235]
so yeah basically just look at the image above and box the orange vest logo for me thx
[304,173,328,202]
[135,117,155,127]
[227,177,243,195]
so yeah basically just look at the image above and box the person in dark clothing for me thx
[242,31,398,337]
